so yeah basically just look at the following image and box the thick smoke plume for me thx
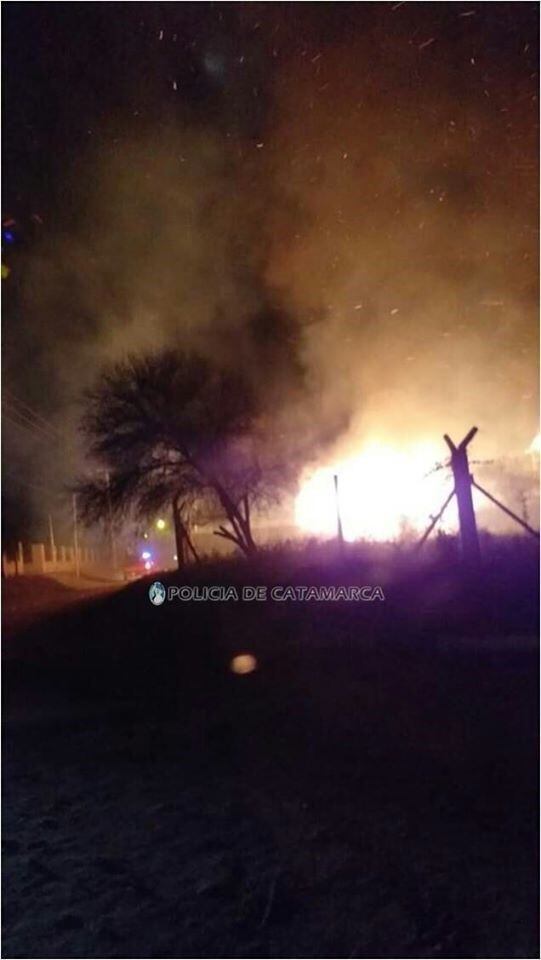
[4,4,538,540]
[265,29,538,461]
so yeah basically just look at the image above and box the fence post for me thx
[31,543,46,574]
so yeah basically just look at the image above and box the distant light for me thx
[156,518,166,531]
[144,560,152,571]
[2,230,14,244]
[1,263,10,280]
[141,550,151,560]
[143,532,149,539]
[230,654,257,675]
[173,554,178,561]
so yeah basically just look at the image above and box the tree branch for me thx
[213,525,243,548]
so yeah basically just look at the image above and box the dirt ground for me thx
[2,574,121,647]
[2,551,539,958]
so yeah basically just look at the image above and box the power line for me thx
[3,402,56,439]
[4,389,62,434]
[2,407,59,446]
[3,393,61,443]
[422,459,450,478]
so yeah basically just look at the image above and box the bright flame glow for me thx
[296,440,472,541]
[528,433,541,455]
[156,518,166,531]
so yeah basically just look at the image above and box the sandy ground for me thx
[4,712,537,959]
[2,559,539,958]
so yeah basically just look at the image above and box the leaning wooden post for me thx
[444,427,481,568]
[471,479,540,540]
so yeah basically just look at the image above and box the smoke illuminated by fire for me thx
[3,6,538,544]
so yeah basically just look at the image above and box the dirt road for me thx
[2,574,123,648]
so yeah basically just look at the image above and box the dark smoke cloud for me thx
[4,119,320,536]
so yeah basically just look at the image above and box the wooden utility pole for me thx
[48,513,56,556]
[443,427,481,568]
[72,493,80,578]
[105,471,117,570]
[418,426,539,555]
[333,473,344,548]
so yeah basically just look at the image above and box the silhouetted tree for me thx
[75,349,294,561]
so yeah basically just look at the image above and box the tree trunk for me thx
[237,514,257,555]
[222,506,257,556]
[184,526,200,563]
[172,497,186,570]
[212,482,258,557]
[172,496,200,568]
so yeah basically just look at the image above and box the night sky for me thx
[2,2,539,542]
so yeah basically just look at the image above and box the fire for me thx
[528,433,541,455]
[295,440,462,541]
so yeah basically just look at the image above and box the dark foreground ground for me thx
[2,538,539,958]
